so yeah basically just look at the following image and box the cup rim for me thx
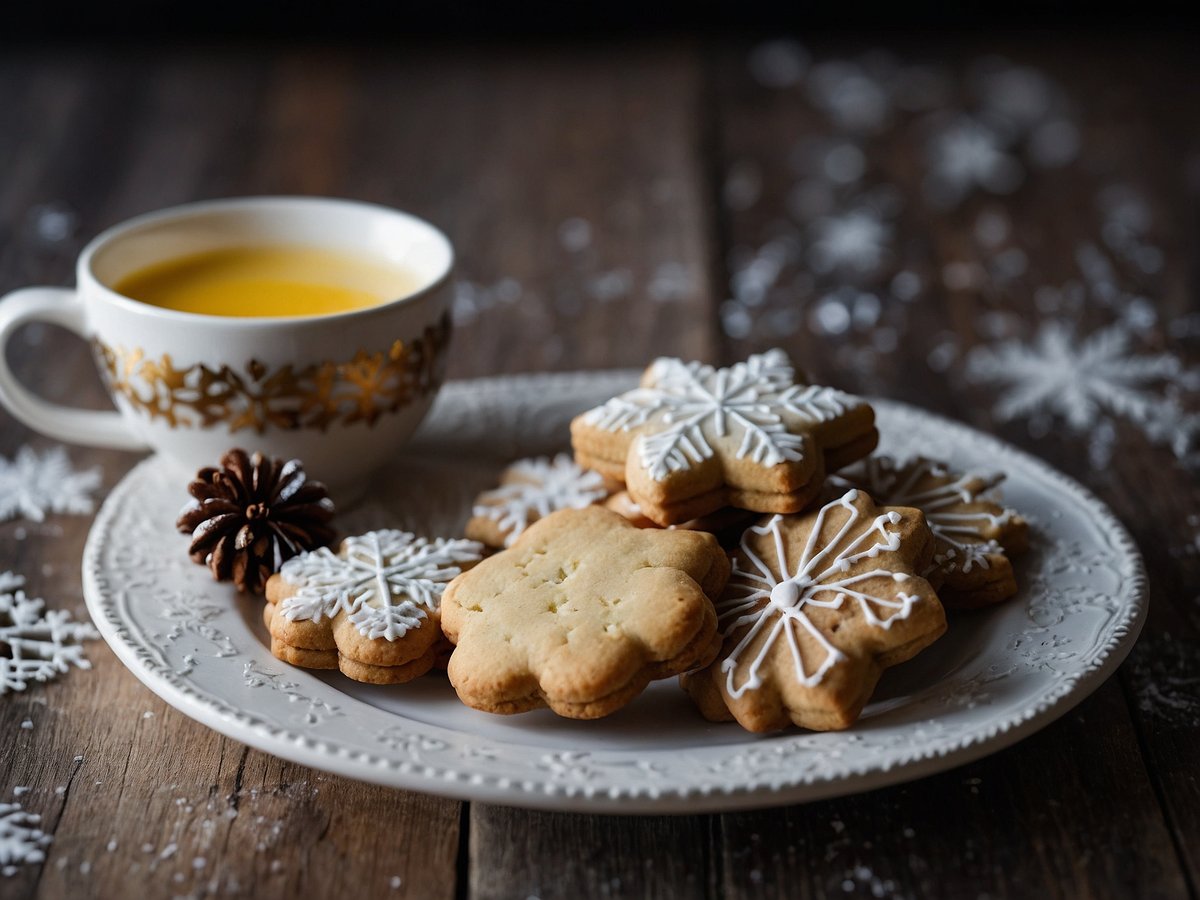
[77,195,455,327]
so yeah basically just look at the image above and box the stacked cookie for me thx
[262,349,1028,734]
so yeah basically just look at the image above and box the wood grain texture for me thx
[469,810,719,900]
[0,36,1196,900]
[718,681,1188,899]
[339,41,721,376]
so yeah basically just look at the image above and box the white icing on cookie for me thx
[473,454,609,547]
[844,457,1012,574]
[279,530,482,641]
[583,349,861,481]
[716,490,920,698]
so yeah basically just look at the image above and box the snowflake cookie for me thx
[835,456,1029,608]
[1,572,98,696]
[441,506,730,719]
[570,349,877,526]
[466,454,614,549]
[682,489,946,733]
[264,530,483,684]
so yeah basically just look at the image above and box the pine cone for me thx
[177,449,336,594]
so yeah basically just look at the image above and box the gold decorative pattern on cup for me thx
[93,312,451,433]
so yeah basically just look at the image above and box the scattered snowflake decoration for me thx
[974,63,1057,130]
[747,38,810,88]
[1,573,98,695]
[583,349,862,481]
[717,489,921,696]
[806,58,894,135]
[279,530,482,641]
[808,208,892,275]
[925,116,1023,207]
[1,801,51,876]
[451,277,522,327]
[0,446,101,524]
[472,455,609,547]
[965,321,1199,460]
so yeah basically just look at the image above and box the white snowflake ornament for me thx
[1,801,51,876]
[572,349,876,525]
[467,454,611,549]
[0,446,101,523]
[0,573,98,696]
[966,321,1198,464]
[836,456,1030,608]
[808,208,892,275]
[682,489,946,733]
[266,530,484,684]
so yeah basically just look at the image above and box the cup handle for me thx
[0,286,149,451]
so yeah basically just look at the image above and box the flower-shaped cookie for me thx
[264,529,482,684]
[441,506,730,719]
[682,489,946,732]
[570,349,876,526]
[466,454,614,549]
[835,456,1029,608]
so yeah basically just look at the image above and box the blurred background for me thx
[1,13,1196,474]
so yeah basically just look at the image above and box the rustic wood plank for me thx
[707,35,1199,899]
[717,681,1188,899]
[469,810,719,900]
[343,41,720,377]
[32,734,460,899]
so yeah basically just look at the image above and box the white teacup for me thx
[0,196,454,494]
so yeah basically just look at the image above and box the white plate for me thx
[83,371,1147,814]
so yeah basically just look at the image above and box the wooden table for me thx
[1,37,1197,899]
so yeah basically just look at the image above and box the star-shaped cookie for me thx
[264,529,482,684]
[441,506,730,719]
[835,456,1029,608]
[682,489,946,732]
[603,490,757,547]
[570,349,877,526]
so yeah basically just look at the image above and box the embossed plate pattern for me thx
[82,371,1147,814]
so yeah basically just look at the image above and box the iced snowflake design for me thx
[1,573,98,696]
[839,457,1012,574]
[717,489,920,698]
[0,446,101,523]
[583,349,861,481]
[1,801,51,876]
[474,455,609,547]
[279,530,482,641]
[965,321,1197,457]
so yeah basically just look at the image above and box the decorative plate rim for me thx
[82,370,1148,814]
